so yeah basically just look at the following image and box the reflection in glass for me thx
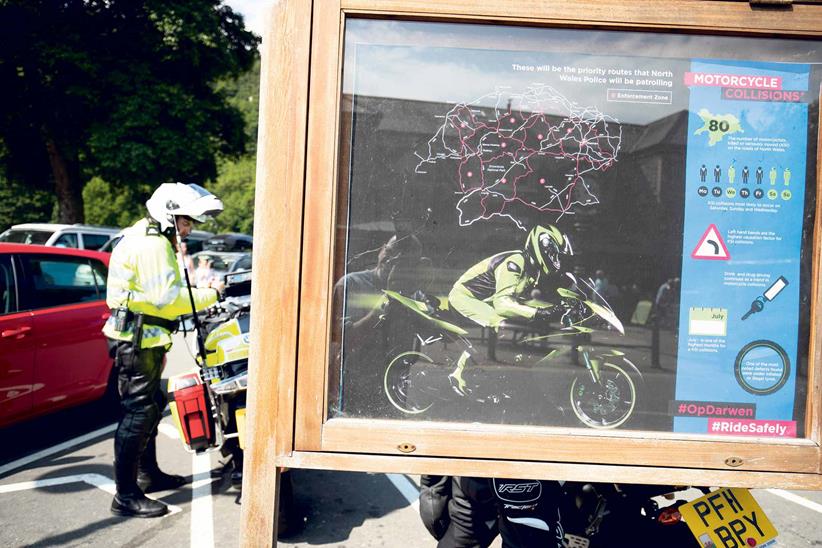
[328,19,819,438]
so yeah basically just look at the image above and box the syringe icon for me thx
[742,276,788,320]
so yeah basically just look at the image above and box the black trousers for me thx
[420,476,499,548]
[109,340,168,496]
[420,476,566,548]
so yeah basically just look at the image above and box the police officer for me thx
[104,183,223,518]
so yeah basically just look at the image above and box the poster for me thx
[329,19,819,436]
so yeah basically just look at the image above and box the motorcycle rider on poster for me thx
[103,183,223,518]
[446,224,586,395]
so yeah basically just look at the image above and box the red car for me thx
[0,243,113,428]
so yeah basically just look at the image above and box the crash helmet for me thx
[524,224,573,275]
[145,183,224,231]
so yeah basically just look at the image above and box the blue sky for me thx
[224,0,264,37]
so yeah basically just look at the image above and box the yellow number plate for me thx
[680,487,777,548]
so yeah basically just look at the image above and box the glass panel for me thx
[0,255,16,315]
[0,229,53,245]
[82,233,111,250]
[329,19,820,440]
[21,256,100,308]
[89,259,108,294]
[53,233,79,248]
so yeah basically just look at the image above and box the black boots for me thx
[112,437,185,517]
[111,493,169,518]
[137,469,187,493]
[112,456,169,518]
[136,436,188,493]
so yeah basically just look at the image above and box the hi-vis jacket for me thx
[103,218,218,349]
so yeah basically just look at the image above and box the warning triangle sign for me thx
[691,224,730,260]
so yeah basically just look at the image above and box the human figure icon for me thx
[714,165,721,183]
[699,164,707,182]
[769,166,777,185]
[742,166,749,184]
[783,167,791,186]
[728,164,736,184]
[755,166,763,184]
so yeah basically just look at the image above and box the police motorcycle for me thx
[167,266,299,534]
[382,273,644,429]
[561,481,779,547]
[167,269,252,460]
[558,482,703,547]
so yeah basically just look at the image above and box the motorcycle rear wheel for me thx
[569,360,637,429]
[384,351,435,414]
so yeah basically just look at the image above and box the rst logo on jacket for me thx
[493,479,542,503]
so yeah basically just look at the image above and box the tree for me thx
[0,178,55,231]
[218,56,261,154]
[83,177,151,228]
[201,54,260,235]
[202,155,256,235]
[0,1,259,223]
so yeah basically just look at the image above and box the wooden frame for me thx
[242,1,822,545]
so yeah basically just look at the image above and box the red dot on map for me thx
[540,178,546,184]
[467,171,473,177]
[567,128,573,133]
[461,122,466,128]
[537,134,543,139]
[509,117,516,123]
[501,142,507,148]
[501,178,507,184]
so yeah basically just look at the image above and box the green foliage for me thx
[217,56,260,153]
[202,156,256,235]
[82,177,152,228]
[0,1,259,222]
[0,179,55,231]
[203,53,259,234]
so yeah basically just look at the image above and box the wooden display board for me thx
[241,1,822,544]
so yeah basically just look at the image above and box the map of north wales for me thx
[694,108,743,146]
[415,84,623,229]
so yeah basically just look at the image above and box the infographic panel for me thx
[674,61,812,437]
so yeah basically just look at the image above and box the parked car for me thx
[0,223,119,251]
[191,251,252,284]
[203,232,253,252]
[99,228,214,254]
[0,244,114,428]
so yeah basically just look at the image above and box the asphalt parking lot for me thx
[1,334,821,547]
[0,335,433,548]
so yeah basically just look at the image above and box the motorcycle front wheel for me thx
[384,351,435,414]
[570,360,637,429]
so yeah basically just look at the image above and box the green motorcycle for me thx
[382,280,643,429]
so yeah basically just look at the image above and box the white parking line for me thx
[766,489,822,514]
[386,473,420,510]
[158,422,180,440]
[0,423,117,477]
[0,473,182,515]
[190,452,214,548]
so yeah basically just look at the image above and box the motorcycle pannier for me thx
[171,382,215,452]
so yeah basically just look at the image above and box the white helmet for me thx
[145,183,224,231]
